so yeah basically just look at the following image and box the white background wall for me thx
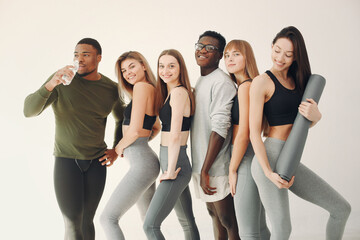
[1,0,359,239]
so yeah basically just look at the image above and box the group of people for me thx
[24,26,351,240]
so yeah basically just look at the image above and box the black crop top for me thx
[231,79,252,125]
[263,70,302,126]
[159,89,192,132]
[123,101,156,130]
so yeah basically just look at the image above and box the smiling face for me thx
[224,48,246,75]
[74,44,101,77]
[271,37,294,72]
[158,55,180,85]
[120,58,146,85]
[195,36,222,71]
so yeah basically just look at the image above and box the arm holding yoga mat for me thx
[275,74,326,181]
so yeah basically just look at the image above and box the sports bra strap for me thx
[239,79,252,86]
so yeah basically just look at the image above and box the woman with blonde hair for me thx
[143,49,200,240]
[100,51,161,239]
[225,39,270,239]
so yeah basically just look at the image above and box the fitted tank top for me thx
[159,86,192,132]
[231,79,252,125]
[263,70,302,126]
[123,100,156,130]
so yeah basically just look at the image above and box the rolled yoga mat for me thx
[275,74,326,182]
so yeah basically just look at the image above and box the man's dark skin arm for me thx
[200,131,225,195]
[99,99,124,166]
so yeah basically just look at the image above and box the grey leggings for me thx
[231,144,270,240]
[251,138,351,240]
[143,145,200,240]
[100,137,160,240]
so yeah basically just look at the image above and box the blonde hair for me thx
[115,51,156,99]
[155,49,195,115]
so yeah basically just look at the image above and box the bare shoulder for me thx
[133,81,155,93]
[238,80,252,93]
[238,86,250,101]
[253,73,271,84]
[171,87,188,101]
[251,73,272,90]
[172,86,188,95]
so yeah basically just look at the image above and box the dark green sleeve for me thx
[23,74,58,117]
[111,98,125,148]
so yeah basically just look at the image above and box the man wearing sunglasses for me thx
[191,31,239,239]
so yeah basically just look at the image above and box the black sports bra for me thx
[263,70,302,126]
[123,101,156,130]
[231,79,252,125]
[159,86,192,132]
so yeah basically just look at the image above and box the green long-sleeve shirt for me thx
[24,73,124,160]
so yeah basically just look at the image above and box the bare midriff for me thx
[268,124,293,141]
[232,123,293,144]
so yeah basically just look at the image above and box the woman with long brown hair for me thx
[250,26,351,239]
[143,49,200,240]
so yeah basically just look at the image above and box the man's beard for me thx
[77,68,96,78]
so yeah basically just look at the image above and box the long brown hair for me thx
[155,49,195,115]
[115,51,156,99]
[224,40,270,136]
[261,26,312,137]
[272,26,311,93]
[224,39,259,83]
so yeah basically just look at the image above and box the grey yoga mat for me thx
[275,74,326,182]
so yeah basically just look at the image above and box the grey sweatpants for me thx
[231,144,270,240]
[251,137,351,240]
[100,137,160,240]
[143,145,200,240]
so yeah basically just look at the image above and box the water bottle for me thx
[62,60,79,85]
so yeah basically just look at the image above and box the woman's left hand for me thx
[229,171,238,197]
[159,167,181,182]
[298,98,322,123]
[115,145,124,158]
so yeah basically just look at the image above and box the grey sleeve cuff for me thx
[210,111,233,139]
[209,80,236,139]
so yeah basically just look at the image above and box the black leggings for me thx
[54,157,106,240]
